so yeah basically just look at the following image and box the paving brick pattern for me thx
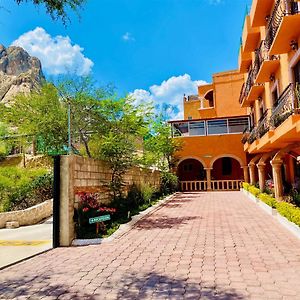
[1,192,300,299]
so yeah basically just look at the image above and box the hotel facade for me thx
[171,0,300,200]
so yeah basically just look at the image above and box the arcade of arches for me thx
[178,156,245,191]
[177,147,300,199]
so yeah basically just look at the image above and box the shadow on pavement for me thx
[136,216,199,230]
[0,274,96,299]
[108,272,246,299]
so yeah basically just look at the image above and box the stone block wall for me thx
[59,155,161,246]
[0,199,53,228]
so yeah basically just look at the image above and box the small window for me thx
[222,157,232,176]
[188,116,192,120]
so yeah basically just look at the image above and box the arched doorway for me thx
[177,158,206,181]
[177,158,206,191]
[211,157,243,180]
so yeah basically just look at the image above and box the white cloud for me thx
[122,32,135,42]
[130,74,207,120]
[12,27,94,76]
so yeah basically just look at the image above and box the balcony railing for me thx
[256,110,270,138]
[255,40,279,72]
[246,83,300,145]
[269,83,300,128]
[239,63,260,104]
[265,0,300,50]
[171,116,249,138]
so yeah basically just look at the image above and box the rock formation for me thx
[0,44,44,103]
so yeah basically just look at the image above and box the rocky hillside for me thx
[0,44,44,103]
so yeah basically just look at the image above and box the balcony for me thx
[265,0,300,55]
[246,83,300,147]
[254,41,280,83]
[250,0,274,27]
[269,83,300,128]
[241,15,261,53]
[246,110,269,145]
[170,116,249,138]
[239,64,264,107]
[238,45,252,73]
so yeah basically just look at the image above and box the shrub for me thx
[276,202,300,227]
[160,172,178,195]
[248,185,260,197]
[258,193,277,208]
[0,167,52,212]
[76,192,116,238]
[242,182,250,191]
[141,184,155,204]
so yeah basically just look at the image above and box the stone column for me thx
[242,166,249,183]
[257,162,266,192]
[205,168,212,191]
[271,159,284,200]
[248,163,256,185]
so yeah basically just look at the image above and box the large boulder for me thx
[0,44,44,103]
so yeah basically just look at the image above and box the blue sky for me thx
[1,0,251,118]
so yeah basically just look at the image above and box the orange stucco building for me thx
[171,0,300,198]
[170,71,250,191]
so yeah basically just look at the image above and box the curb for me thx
[72,193,178,246]
[241,189,300,239]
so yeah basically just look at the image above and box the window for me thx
[189,121,205,136]
[228,117,249,133]
[172,122,189,137]
[204,90,214,107]
[207,119,227,135]
[222,157,232,176]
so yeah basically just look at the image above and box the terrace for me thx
[170,116,249,138]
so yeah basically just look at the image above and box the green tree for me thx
[144,115,183,172]
[1,83,68,154]
[56,76,114,158]
[13,0,84,23]
[91,97,152,199]
[0,122,11,160]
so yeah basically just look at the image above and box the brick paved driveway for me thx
[1,191,300,300]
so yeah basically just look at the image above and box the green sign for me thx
[89,214,111,224]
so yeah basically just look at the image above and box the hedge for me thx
[242,182,300,228]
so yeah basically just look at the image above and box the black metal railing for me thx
[269,83,300,128]
[239,64,260,104]
[265,0,300,50]
[247,126,257,144]
[254,40,279,74]
[256,110,270,138]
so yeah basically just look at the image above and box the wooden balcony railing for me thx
[269,83,300,128]
[265,0,300,50]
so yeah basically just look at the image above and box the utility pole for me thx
[68,98,72,155]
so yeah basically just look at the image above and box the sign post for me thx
[89,214,111,235]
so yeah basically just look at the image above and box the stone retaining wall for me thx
[0,199,53,228]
